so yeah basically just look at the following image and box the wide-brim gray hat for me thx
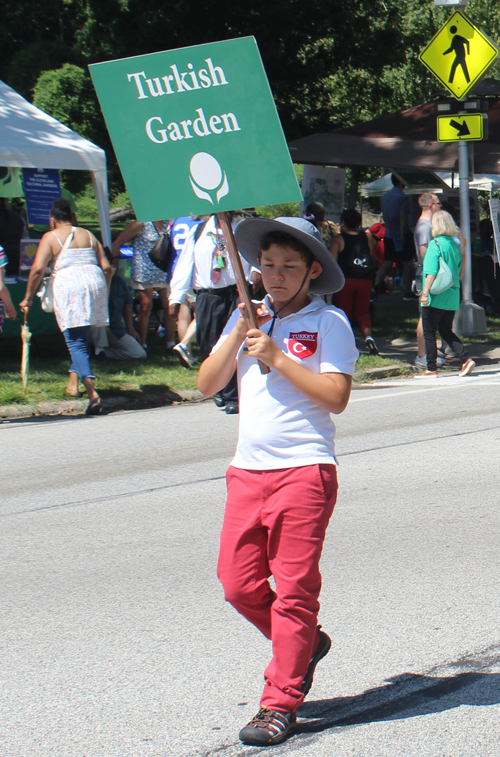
[234,216,345,295]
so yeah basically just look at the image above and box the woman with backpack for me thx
[334,209,379,355]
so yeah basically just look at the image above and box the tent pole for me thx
[91,169,112,250]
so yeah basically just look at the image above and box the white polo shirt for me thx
[169,216,252,304]
[212,295,359,470]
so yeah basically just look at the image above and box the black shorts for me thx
[385,235,415,264]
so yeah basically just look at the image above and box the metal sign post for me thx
[420,8,497,335]
[459,139,472,303]
[454,140,487,335]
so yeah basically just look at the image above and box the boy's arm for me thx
[197,317,246,396]
[198,303,271,396]
[245,330,352,414]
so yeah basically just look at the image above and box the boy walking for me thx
[198,217,358,746]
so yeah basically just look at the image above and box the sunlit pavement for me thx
[2,377,499,756]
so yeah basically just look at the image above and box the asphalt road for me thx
[2,370,500,756]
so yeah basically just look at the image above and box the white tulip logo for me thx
[189,152,229,205]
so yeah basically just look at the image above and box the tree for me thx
[2,0,500,189]
[33,64,121,192]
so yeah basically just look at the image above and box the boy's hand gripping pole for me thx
[216,212,271,375]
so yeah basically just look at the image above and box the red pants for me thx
[217,464,338,712]
[335,278,373,331]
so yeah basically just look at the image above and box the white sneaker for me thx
[173,343,197,368]
[459,359,475,377]
[415,355,446,370]
[365,336,379,356]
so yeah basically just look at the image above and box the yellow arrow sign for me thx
[436,113,486,142]
[420,11,499,100]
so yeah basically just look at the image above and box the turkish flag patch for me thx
[288,331,318,359]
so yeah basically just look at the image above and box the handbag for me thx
[38,275,55,312]
[149,224,172,272]
[37,230,75,312]
[430,240,454,295]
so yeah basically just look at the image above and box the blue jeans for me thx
[63,326,95,381]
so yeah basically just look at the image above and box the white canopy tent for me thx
[0,80,111,247]
[361,171,500,197]
[360,171,448,197]
[435,172,500,193]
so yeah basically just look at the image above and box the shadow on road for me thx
[297,671,500,733]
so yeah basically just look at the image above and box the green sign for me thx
[89,37,301,221]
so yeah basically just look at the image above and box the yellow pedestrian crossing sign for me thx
[420,11,499,100]
[436,113,486,142]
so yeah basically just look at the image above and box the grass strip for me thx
[0,333,199,406]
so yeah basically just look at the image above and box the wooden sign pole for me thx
[216,212,271,375]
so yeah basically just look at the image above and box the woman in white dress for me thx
[20,198,112,414]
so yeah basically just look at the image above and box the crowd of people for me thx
[0,179,484,413]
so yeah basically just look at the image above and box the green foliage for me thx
[74,185,133,222]
[3,0,500,143]
[32,63,123,192]
[256,203,301,219]
[2,0,500,205]
[74,184,99,221]
[7,41,84,100]
[0,333,199,408]
[33,64,100,142]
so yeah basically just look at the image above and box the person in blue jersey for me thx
[169,216,205,368]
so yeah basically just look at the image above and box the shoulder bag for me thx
[149,223,172,272]
[37,230,75,312]
[429,239,454,295]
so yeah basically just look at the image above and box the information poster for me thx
[22,168,61,224]
[301,166,346,223]
[90,37,301,221]
[19,239,40,274]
